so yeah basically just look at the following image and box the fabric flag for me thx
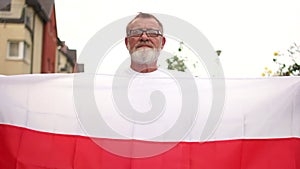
[0,73,300,169]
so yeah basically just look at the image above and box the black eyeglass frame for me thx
[127,29,163,37]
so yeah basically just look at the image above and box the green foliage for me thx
[166,42,187,72]
[269,43,300,76]
[166,42,221,72]
[216,50,222,56]
[166,55,187,72]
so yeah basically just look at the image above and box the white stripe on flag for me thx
[0,74,300,141]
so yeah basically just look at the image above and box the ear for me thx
[125,37,129,50]
[160,36,166,49]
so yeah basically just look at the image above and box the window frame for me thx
[6,40,30,62]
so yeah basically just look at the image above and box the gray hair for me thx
[126,12,164,36]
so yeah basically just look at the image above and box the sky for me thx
[54,0,300,77]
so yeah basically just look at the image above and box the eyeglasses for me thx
[127,29,162,37]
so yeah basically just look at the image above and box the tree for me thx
[166,42,187,72]
[166,41,221,73]
[263,43,300,76]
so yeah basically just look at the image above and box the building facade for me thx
[0,0,80,75]
[57,40,77,73]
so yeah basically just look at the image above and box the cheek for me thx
[154,40,162,48]
[127,39,137,52]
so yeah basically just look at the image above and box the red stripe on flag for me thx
[1,124,300,169]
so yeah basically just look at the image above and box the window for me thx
[7,41,30,62]
[0,0,11,11]
[8,41,19,57]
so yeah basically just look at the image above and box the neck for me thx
[130,61,158,73]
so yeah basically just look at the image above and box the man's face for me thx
[125,18,166,64]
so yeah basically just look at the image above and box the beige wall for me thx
[0,24,31,74]
[31,12,43,74]
[0,1,43,75]
[0,0,24,19]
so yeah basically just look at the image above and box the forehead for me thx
[128,18,160,30]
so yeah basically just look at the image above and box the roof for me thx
[26,0,54,22]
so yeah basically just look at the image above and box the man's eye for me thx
[147,33,158,37]
[131,31,139,34]
[131,30,142,36]
[128,29,161,37]
[146,30,157,34]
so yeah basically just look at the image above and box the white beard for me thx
[131,48,160,65]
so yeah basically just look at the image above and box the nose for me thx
[140,32,149,41]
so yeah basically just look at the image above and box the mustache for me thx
[134,42,154,48]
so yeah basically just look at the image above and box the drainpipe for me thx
[29,9,36,74]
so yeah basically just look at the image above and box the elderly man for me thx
[125,12,166,73]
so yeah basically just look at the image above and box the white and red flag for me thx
[0,74,300,169]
